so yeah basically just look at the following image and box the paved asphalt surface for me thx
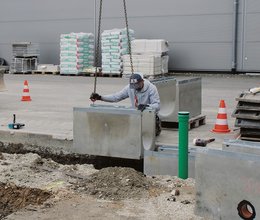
[0,73,259,149]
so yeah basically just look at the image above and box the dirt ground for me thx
[0,152,205,220]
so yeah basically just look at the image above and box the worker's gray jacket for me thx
[101,79,160,112]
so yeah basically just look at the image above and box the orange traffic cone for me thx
[212,100,230,133]
[21,80,32,101]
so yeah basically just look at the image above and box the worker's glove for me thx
[90,93,101,102]
[137,104,149,112]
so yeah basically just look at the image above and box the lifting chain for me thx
[93,0,133,94]
[93,0,103,93]
[123,0,134,75]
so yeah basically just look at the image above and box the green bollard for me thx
[178,111,189,179]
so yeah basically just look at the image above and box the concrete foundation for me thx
[195,148,260,219]
[73,105,155,159]
[151,77,201,123]
[144,146,196,178]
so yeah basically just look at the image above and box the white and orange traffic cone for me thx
[211,100,230,133]
[21,80,32,101]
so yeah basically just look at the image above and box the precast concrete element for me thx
[73,105,155,159]
[195,148,260,220]
[0,68,6,91]
[151,77,201,122]
[223,139,260,155]
[144,146,196,177]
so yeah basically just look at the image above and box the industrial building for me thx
[0,0,260,73]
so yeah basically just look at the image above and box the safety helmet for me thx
[129,72,144,90]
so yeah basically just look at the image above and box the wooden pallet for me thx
[102,73,122,78]
[12,71,32,74]
[161,115,206,130]
[60,73,78,76]
[32,70,60,75]
[78,72,101,77]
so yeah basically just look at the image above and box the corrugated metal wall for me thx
[0,0,259,72]
[237,0,260,72]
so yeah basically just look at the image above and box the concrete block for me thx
[195,148,260,219]
[151,77,201,122]
[73,105,155,159]
[144,145,196,177]
[222,139,260,155]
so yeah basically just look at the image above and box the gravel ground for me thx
[0,152,205,220]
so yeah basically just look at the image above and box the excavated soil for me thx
[0,152,204,219]
[0,183,51,219]
[74,167,166,200]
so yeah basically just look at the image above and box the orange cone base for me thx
[211,127,230,133]
[21,97,31,101]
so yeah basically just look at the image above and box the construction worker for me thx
[90,72,161,135]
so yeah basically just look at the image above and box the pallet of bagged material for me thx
[161,115,206,130]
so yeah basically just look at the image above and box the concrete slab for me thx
[0,74,259,151]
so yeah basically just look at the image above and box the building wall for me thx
[0,0,259,72]
[237,0,260,72]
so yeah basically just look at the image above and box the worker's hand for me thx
[137,104,149,112]
[90,93,101,102]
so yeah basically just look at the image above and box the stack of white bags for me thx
[101,28,134,75]
[123,39,169,77]
[60,33,94,75]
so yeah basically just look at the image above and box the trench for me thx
[0,182,52,219]
[0,141,143,218]
[0,142,143,172]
